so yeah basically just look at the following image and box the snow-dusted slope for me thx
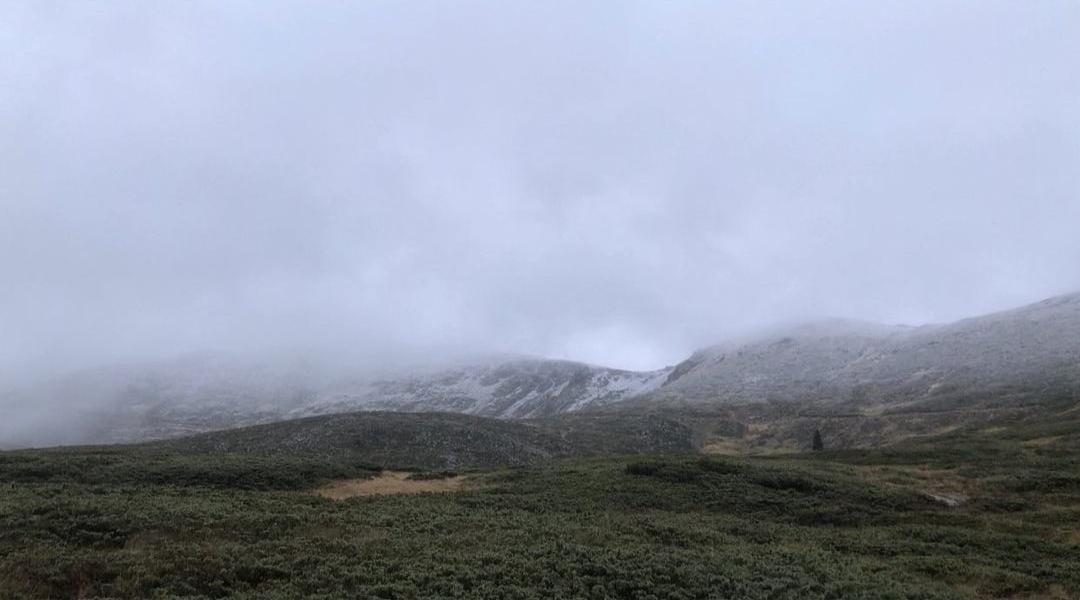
[297,359,670,420]
[4,292,1079,448]
[644,292,1080,409]
[0,356,671,446]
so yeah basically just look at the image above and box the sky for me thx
[1,0,1078,380]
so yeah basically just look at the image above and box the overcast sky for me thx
[1,1,1078,379]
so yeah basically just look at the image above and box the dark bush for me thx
[624,461,703,483]
[696,458,741,475]
[407,471,459,481]
[625,461,662,476]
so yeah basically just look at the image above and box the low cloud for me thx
[1,1,1077,383]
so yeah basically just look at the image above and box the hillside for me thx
[3,354,1078,598]
[3,292,1079,449]
[640,292,1080,411]
[2,418,1077,599]
[144,411,696,470]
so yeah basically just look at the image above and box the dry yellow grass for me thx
[853,465,975,506]
[701,423,790,455]
[701,439,746,455]
[315,471,470,500]
[701,440,797,456]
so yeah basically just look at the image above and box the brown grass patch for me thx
[315,471,470,500]
[854,465,975,503]
[701,439,746,455]
[701,439,795,456]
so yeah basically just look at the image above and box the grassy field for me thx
[1,413,1078,599]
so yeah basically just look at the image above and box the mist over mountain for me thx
[5,3,1080,597]
[5,292,1078,448]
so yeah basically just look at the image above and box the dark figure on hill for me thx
[812,429,824,452]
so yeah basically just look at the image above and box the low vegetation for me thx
[1,413,1078,599]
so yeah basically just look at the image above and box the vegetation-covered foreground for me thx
[1,419,1078,599]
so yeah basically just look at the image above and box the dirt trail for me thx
[315,471,469,500]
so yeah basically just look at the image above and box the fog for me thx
[2,0,1079,386]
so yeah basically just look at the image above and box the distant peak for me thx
[1038,291,1080,306]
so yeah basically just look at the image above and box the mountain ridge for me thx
[3,291,1079,447]
[639,291,1080,410]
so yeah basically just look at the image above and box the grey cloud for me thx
[1,0,1078,383]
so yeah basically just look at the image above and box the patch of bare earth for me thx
[315,471,470,500]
